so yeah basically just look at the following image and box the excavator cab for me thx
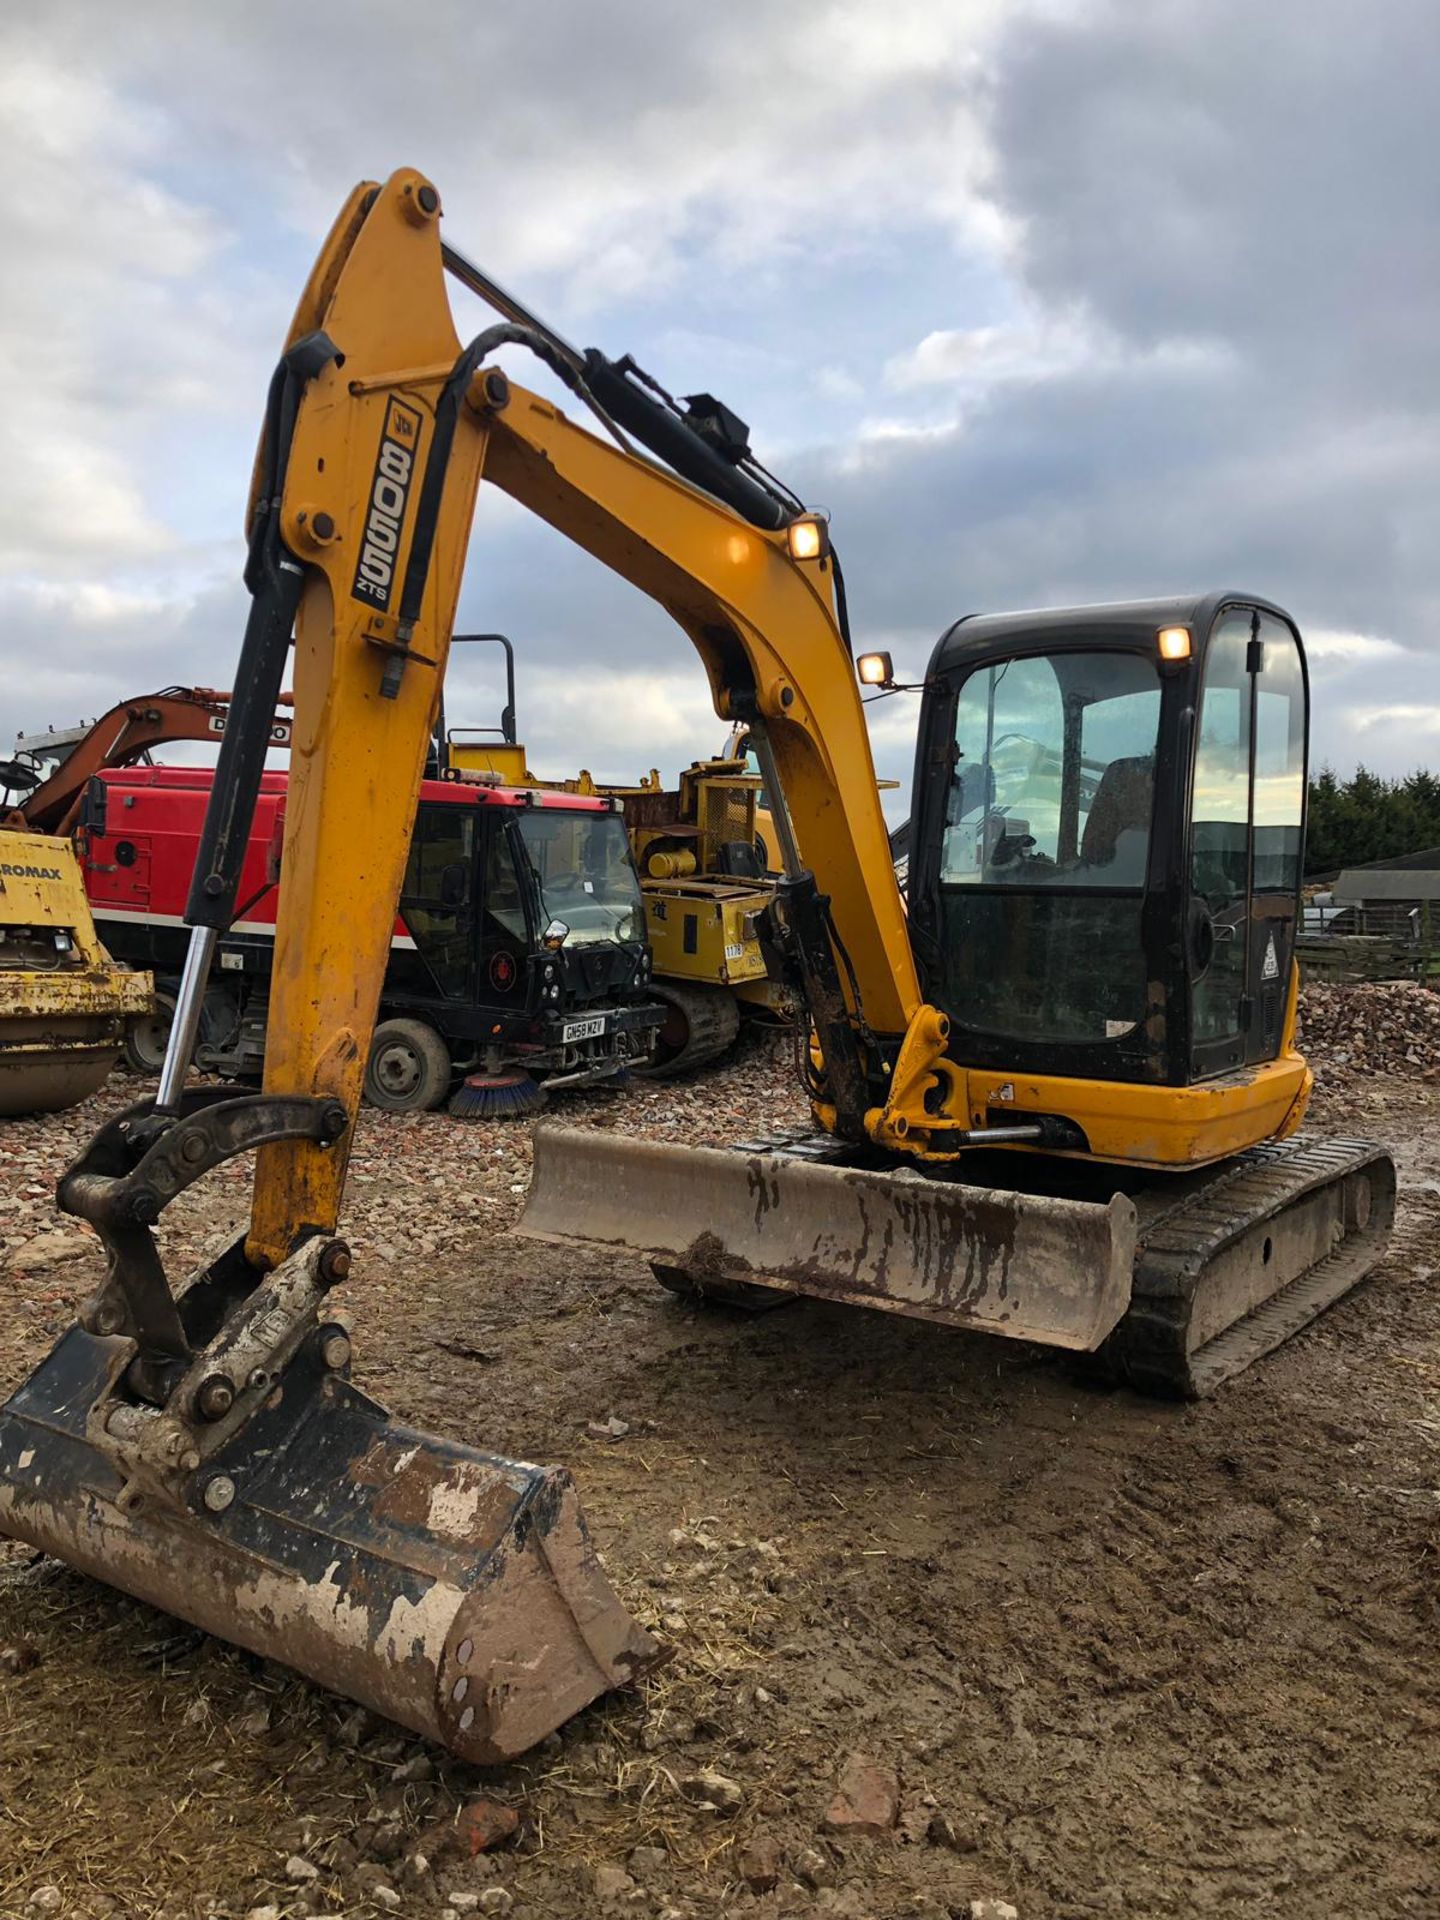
[906,594,1311,1111]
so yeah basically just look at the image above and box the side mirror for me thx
[0,758,39,795]
[542,919,570,951]
[439,861,468,907]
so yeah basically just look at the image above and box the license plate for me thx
[562,1015,608,1043]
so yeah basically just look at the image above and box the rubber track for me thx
[725,1128,1396,1400]
[1101,1134,1396,1399]
[636,981,741,1079]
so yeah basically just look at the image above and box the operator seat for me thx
[1081,754,1154,882]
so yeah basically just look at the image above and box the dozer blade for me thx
[520,1127,1138,1351]
[0,1324,661,1763]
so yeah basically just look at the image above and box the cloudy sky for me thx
[2,0,1435,811]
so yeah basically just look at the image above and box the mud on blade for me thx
[0,1323,660,1763]
[520,1128,1138,1351]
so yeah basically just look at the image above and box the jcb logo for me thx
[351,397,423,612]
[207,715,292,745]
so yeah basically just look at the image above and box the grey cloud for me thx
[790,0,1440,778]
[31,0,996,307]
[3,0,1434,801]
[991,0,1439,407]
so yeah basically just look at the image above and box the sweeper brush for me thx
[449,1070,549,1120]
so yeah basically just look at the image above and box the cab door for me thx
[398,802,476,1002]
[1188,609,1307,1077]
[475,814,534,1009]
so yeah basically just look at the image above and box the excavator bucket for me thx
[0,1095,661,1764]
[0,1321,659,1763]
[520,1127,1139,1352]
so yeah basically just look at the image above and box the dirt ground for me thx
[2,1015,1437,1920]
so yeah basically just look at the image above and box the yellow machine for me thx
[611,753,788,1072]
[0,171,1394,1760]
[720,719,900,877]
[451,721,786,1072]
[0,823,152,1115]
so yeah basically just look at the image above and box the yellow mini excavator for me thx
[0,170,1394,1759]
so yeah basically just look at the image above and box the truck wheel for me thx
[123,992,176,1074]
[364,1018,453,1112]
[122,985,239,1077]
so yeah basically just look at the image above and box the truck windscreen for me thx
[518,811,643,946]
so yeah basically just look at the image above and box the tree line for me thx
[1306,767,1440,876]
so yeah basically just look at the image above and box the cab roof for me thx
[927,590,1300,676]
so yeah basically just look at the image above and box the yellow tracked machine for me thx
[0,170,1394,1761]
[0,818,151,1115]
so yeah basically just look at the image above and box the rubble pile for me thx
[0,1030,809,1385]
[1298,981,1440,1082]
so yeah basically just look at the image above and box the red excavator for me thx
[6,687,294,838]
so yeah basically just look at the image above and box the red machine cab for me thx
[82,765,662,1109]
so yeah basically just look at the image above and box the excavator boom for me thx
[8,687,293,838]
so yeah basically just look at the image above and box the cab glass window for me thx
[938,648,1163,1045]
[485,819,529,943]
[944,652,1161,887]
[1190,613,1251,907]
[1253,618,1305,893]
[401,806,476,999]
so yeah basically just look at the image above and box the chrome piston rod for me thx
[155,924,217,1113]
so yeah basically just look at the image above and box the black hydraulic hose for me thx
[443,236,795,530]
[829,545,854,656]
[185,330,340,930]
[243,361,288,595]
[396,324,582,640]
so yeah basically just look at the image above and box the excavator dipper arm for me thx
[0,172,663,1761]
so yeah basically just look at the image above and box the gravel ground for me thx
[2,997,1438,1920]
[1296,979,1440,1083]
